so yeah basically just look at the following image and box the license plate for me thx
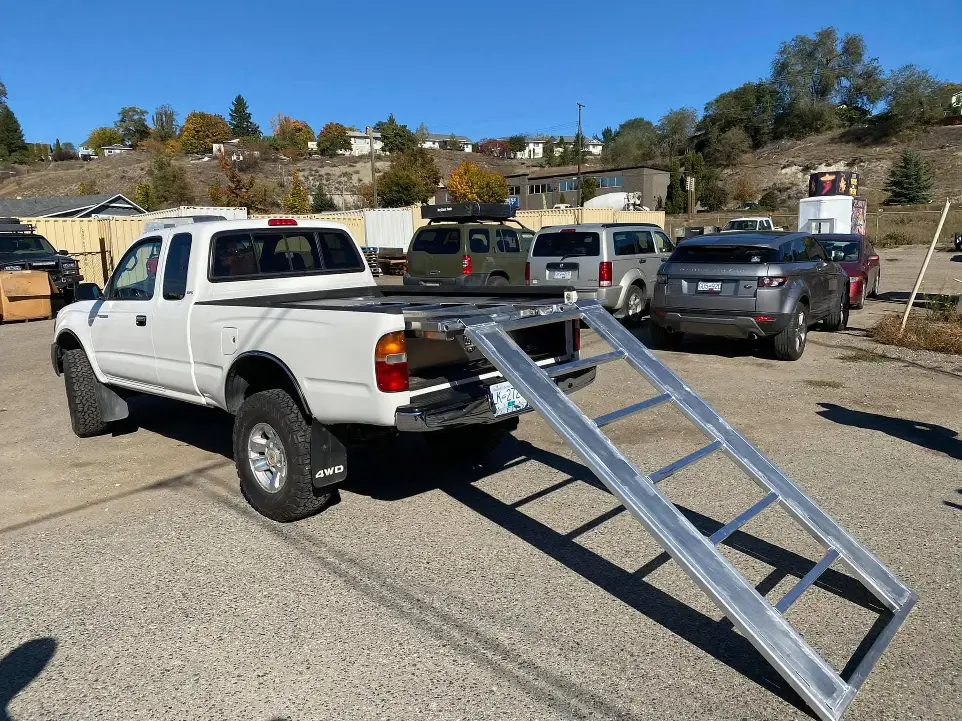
[697,281,722,293]
[552,270,573,280]
[489,380,529,417]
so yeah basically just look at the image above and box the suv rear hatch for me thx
[528,230,601,287]
[661,244,778,312]
[407,226,463,280]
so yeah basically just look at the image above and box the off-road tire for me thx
[62,348,110,437]
[486,274,508,286]
[233,389,333,522]
[621,285,646,326]
[772,301,808,361]
[424,416,519,464]
[823,289,849,331]
[649,321,683,349]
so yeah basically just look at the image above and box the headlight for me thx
[63,261,79,269]
[2,265,23,271]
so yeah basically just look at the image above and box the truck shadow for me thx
[0,637,57,721]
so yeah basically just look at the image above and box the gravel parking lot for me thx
[1,246,960,720]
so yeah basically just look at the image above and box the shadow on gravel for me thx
[946,490,962,512]
[116,395,235,458]
[0,638,57,721]
[817,402,962,461]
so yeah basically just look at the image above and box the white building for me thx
[585,137,604,156]
[420,133,473,152]
[344,130,384,156]
[515,138,545,159]
[78,146,95,160]
[101,144,132,157]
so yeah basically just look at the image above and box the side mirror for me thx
[58,249,70,256]
[75,282,103,301]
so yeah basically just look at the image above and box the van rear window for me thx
[669,244,779,264]
[532,232,600,258]
[411,227,461,254]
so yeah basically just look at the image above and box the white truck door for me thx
[151,231,202,397]
[91,237,163,385]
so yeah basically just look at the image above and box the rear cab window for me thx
[532,231,601,258]
[669,244,780,264]
[210,228,364,280]
[411,226,462,254]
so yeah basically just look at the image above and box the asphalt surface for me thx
[1,246,960,720]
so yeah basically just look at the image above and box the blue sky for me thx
[2,0,960,145]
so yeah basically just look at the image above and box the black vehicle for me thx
[0,218,83,299]
[650,232,849,360]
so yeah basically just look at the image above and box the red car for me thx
[815,234,881,309]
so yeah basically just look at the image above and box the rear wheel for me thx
[486,274,508,286]
[423,416,519,464]
[869,272,881,298]
[852,279,865,310]
[649,321,683,349]
[823,289,849,331]
[621,285,646,326]
[771,302,808,360]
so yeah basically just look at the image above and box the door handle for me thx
[638,259,647,263]
[135,315,147,326]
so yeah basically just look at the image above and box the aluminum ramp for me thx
[455,299,916,721]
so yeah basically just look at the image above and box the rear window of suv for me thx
[669,244,780,264]
[532,231,600,258]
[411,227,462,254]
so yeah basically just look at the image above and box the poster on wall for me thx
[808,171,860,197]
[852,197,868,236]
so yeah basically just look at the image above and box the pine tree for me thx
[134,182,153,211]
[283,170,310,214]
[228,94,260,138]
[310,179,338,212]
[0,104,27,159]
[664,162,687,214]
[884,149,933,205]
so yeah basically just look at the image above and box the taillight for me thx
[462,255,472,275]
[759,276,787,288]
[268,218,298,226]
[524,261,530,284]
[375,331,408,393]
[599,261,612,287]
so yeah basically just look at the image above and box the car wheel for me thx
[487,275,508,286]
[62,348,110,437]
[424,416,519,464]
[649,321,683,350]
[823,289,849,331]
[851,279,865,310]
[233,388,335,522]
[622,285,646,326]
[772,302,808,360]
[869,272,881,298]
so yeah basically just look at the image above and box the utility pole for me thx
[576,102,584,207]
[367,126,378,208]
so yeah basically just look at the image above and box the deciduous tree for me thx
[133,182,153,211]
[179,111,232,154]
[446,161,509,203]
[507,135,527,155]
[152,104,179,141]
[882,65,945,134]
[375,114,417,155]
[84,126,124,154]
[270,114,314,157]
[359,148,440,207]
[602,118,659,167]
[657,107,698,158]
[228,94,260,138]
[148,152,192,208]
[115,106,150,146]
[283,170,311,214]
[77,179,98,195]
[884,148,933,205]
[207,151,275,212]
[316,122,352,156]
[478,138,509,157]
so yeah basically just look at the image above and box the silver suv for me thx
[526,223,675,323]
[649,232,849,360]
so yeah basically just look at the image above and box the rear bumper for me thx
[403,273,489,287]
[651,309,791,338]
[395,365,596,432]
[535,285,620,309]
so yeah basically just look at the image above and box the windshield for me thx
[816,239,861,262]
[669,244,779,264]
[532,231,600,258]
[723,220,759,231]
[0,234,58,256]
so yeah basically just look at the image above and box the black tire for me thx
[423,416,519,464]
[62,348,110,437]
[869,272,880,298]
[486,274,508,286]
[823,288,849,331]
[621,285,646,326]
[771,301,808,360]
[233,388,334,522]
[649,321,683,349]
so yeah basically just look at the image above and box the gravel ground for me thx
[1,247,960,721]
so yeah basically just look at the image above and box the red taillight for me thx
[375,331,408,393]
[599,261,612,287]
[572,323,581,352]
[268,218,298,226]
[524,261,531,283]
[462,255,472,275]
[759,276,787,288]
[561,228,577,233]
[755,315,776,323]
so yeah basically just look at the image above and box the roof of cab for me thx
[146,217,354,237]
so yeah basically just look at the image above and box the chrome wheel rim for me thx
[627,291,644,318]
[795,310,807,351]
[248,422,287,493]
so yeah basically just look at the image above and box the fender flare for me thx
[224,350,312,417]
[51,329,91,377]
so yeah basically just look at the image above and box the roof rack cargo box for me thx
[0,218,35,233]
[422,202,516,223]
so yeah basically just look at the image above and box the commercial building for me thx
[502,164,669,210]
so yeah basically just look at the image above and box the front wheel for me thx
[62,348,110,437]
[771,302,809,360]
[233,389,334,522]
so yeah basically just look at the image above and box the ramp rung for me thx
[648,440,723,484]
[547,350,625,377]
[709,491,780,545]
[775,549,840,613]
[594,393,672,428]
[491,307,582,332]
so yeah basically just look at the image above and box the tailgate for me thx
[662,263,764,312]
[529,230,600,288]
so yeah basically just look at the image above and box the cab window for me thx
[162,233,192,301]
[655,231,675,253]
[612,232,639,256]
[469,229,490,253]
[109,238,163,300]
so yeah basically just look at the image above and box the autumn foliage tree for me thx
[446,161,509,203]
[271,114,314,158]
[316,122,351,156]
[179,111,232,154]
[208,151,275,212]
[84,126,124,154]
[283,170,311,214]
[477,138,509,157]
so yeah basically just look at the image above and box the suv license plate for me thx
[490,381,529,417]
[552,270,573,280]
[697,281,722,293]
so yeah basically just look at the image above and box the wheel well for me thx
[53,331,85,374]
[798,296,810,308]
[225,354,310,417]
[489,270,508,279]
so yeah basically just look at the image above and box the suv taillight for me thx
[599,261,612,287]
[524,261,530,284]
[759,276,787,288]
[375,331,408,393]
[462,255,472,275]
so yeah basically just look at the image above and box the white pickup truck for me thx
[51,218,594,521]
[720,216,776,232]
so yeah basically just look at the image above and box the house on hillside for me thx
[514,138,545,159]
[344,130,384,156]
[212,139,260,162]
[78,146,96,160]
[0,193,147,218]
[101,144,132,157]
[420,134,473,152]
[585,137,604,156]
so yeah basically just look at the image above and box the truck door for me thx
[90,237,163,385]
[151,232,203,398]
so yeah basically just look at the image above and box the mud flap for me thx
[311,421,348,488]
[95,382,130,423]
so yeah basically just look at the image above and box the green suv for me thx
[404,203,534,286]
